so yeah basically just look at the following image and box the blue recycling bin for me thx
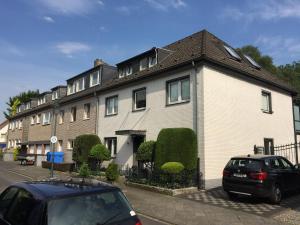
[46,152,64,163]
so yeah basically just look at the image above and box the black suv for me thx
[222,155,300,204]
[0,181,142,225]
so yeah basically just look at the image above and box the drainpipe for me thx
[292,99,299,164]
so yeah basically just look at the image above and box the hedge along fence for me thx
[72,134,101,164]
[154,128,197,171]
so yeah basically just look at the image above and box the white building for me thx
[0,120,8,149]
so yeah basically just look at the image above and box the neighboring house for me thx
[0,120,8,149]
[6,30,297,188]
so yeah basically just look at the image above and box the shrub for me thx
[41,161,74,172]
[0,149,3,160]
[89,144,111,169]
[13,147,20,161]
[136,141,155,162]
[161,162,185,174]
[154,128,197,170]
[72,134,101,164]
[79,163,90,178]
[106,163,119,182]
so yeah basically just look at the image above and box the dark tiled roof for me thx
[97,30,296,95]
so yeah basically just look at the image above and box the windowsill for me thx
[58,122,64,125]
[111,155,117,159]
[90,83,100,88]
[261,109,273,114]
[105,113,118,117]
[132,108,146,113]
[30,124,35,126]
[42,123,50,126]
[70,120,76,123]
[83,118,90,121]
[166,100,190,107]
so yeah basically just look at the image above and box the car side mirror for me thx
[294,164,300,170]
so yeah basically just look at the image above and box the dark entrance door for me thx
[132,135,145,167]
[264,138,274,155]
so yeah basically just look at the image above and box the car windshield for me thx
[47,190,134,225]
[227,158,262,169]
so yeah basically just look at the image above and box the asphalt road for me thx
[0,162,167,225]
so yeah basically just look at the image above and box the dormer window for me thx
[90,71,100,87]
[76,78,85,92]
[52,91,59,100]
[139,58,147,71]
[118,69,125,78]
[25,102,31,110]
[38,96,46,105]
[126,66,132,76]
[68,83,75,95]
[148,55,157,67]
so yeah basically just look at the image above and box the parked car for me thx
[0,180,142,225]
[222,155,300,204]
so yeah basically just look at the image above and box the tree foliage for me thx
[136,141,155,162]
[89,144,111,169]
[161,162,185,174]
[4,90,39,119]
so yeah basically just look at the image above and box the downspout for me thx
[94,67,102,136]
[292,98,299,164]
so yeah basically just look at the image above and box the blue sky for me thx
[1,0,300,122]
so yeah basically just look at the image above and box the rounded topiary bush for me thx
[154,128,197,170]
[79,163,90,178]
[72,134,101,164]
[136,141,155,162]
[161,162,185,174]
[106,163,119,182]
[13,147,20,161]
[89,144,111,168]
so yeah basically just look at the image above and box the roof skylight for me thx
[244,54,261,69]
[224,45,241,60]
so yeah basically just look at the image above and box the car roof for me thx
[12,180,119,200]
[230,154,280,160]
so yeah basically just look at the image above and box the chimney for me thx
[94,58,104,67]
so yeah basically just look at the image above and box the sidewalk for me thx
[1,161,288,225]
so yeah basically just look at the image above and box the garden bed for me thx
[125,181,197,196]
[42,161,74,172]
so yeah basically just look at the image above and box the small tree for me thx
[89,144,111,170]
[106,163,119,182]
[161,162,185,188]
[79,163,90,178]
[136,141,155,171]
[72,134,101,165]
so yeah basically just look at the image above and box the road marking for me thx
[7,170,34,180]
[138,212,175,225]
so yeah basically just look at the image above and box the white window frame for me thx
[148,55,157,67]
[90,71,100,87]
[105,96,118,116]
[31,116,35,125]
[57,140,63,152]
[167,77,190,105]
[36,114,41,124]
[59,110,64,124]
[19,120,23,129]
[67,83,75,95]
[261,90,272,113]
[139,58,147,71]
[42,112,52,125]
[70,107,76,122]
[38,96,46,106]
[105,137,117,157]
[118,68,125,78]
[67,139,74,150]
[52,91,59,100]
[76,78,85,92]
[133,88,146,111]
[83,103,91,120]
[25,102,30,110]
[126,66,132,76]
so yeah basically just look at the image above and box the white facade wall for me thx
[0,123,8,145]
[98,69,195,170]
[201,66,295,188]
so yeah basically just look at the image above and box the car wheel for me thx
[270,185,282,204]
[226,192,238,199]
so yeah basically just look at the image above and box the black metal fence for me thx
[273,142,299,164]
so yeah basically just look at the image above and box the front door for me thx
[132,135,145,166]
[264,138,274,155]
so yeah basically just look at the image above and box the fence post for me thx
[197,157,201,190]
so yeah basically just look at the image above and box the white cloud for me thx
[0,40,23,57]
[222,0,300,22]
[255,35,300,64]
[115,6,133,15]
[55,42,91,57]
[37,0,103,15]
[145,0,187,11]
[43,16,55,23]
[99,26,107,32]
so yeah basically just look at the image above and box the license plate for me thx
[233,173,247,178]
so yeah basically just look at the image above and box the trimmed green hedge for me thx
[72,134,101,164]
[106,163,119,182]
[154,128,197,170]
[136,141,156,162]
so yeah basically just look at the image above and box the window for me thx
[279,158,293,169]
[139,58,147,71]
[70,107,77,122]
[261,91,272,113]
[0,187,18,215]
[90,71,100,87]
[38,96,46,105]
[224,45,241,60]
[105,138,117,157]
[67,139,74,149]
[25,102,30,110]
[42,112,52,125]
[58,110,64,124]
[118,68,125,78]
[126,66,132,76]
[19,120,22,129]
[67,83,75,95]
[294,105,300,131]
[31,116,35,125]
[106,96,118,116]
[83,103,91,119]
[148,55,157,67]
[29,145,34,154]
[76,78,85,92]
[167,77,190,104]
[36,114,41,124]
[57,140,63,152]
[52,91,59,100]
[244,54,261,69]
[133,88,146,111]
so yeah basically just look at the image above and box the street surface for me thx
[0,161,166,225]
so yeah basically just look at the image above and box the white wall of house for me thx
[201,66,295,188]
[98,69,195,170]
[0,123,8,145]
